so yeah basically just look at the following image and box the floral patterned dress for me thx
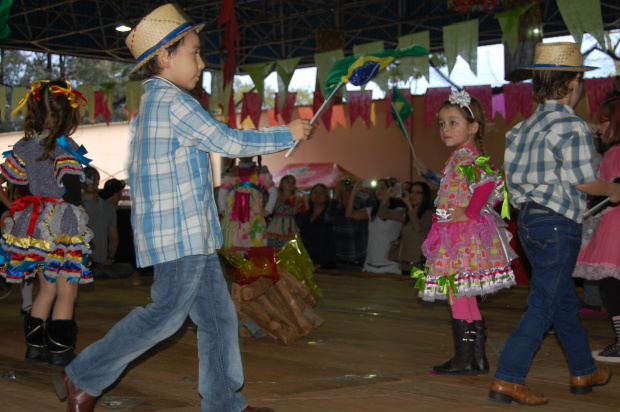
[266,195,305,249]
[0,135,93,284]
[418,145,516,302]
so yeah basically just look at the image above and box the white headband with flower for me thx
[448,90,474,118]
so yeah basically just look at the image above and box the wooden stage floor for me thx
[0,271,618,412]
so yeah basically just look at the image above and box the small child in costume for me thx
[0,79,92,369]
[573,87,620,363]
[414,90,516,375]
[218,156,277,251]
[266,174,305,249]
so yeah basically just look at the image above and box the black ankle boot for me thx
[473,319,489,373]
[433,319,478,375]
[46,319,77,369]
[24,315,49,363]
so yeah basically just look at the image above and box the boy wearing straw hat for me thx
[54,4,312,412]
[489,42,619,406]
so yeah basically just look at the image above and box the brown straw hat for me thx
[520,42,596,72]
[125,3,205,74]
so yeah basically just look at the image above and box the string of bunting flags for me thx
[0,77,616,130]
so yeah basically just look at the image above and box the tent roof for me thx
[272,162,359,188]
[3,1,619,72]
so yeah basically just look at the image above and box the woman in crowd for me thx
[346,179,405,274]
[295,183,336,270]
[382,181,434,274]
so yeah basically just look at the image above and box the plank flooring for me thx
[0,271,618,412]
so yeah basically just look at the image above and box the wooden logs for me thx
[231,268,324,345]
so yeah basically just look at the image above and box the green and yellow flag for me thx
[391,87,413,135]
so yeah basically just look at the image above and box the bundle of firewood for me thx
[231,266,324,345]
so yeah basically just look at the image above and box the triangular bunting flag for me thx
[398,31,430,82]
[315,49,344,96]
[492,93,506,122]
[585,77,615,118]
[331,104,348,130]
[210,71,224,113]
[275,92,297,124]
[557,0,605,47]
[504,83,533,125]
[240,92,262,128]
[313,91,334,131]
[277,57,301,111]
[11,86,27,118]
[443,19,478,75]
[78,85,95,123]
[348,90,373,129]
[125,81,143,120]
[93,91,111,125]
[424,87,451,128]
[464,85,492,120]
[244,62,274,102]
[495,3,533,55]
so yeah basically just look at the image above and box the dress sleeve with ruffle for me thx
[54,153,85,187]
[1,151,28,185]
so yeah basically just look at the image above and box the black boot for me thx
[433,319,478,375]
[24,315,49,363]
[473,319,489,374]
[46,319,77,369]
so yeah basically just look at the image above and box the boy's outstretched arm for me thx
[286,119,314,141]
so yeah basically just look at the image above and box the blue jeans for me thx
[66,254,248,412]
[494,202,596,384]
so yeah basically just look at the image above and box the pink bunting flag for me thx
[464,85,492,120]
[197,91,210,110]
[241,92,262,128]
[492,93,506,122]
[385,88,412,129]
[504,83,533,125]
[228,92,237,129]
[93,91,111,125]
[424,87,451,128]
[275,92,297,124]
[313,91,334,131]
[348,90,373,129]
[585,77,615,119]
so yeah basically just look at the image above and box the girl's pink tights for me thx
[450,296,482,323]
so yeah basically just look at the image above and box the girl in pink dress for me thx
[266,175,305,249]
[573,88,620,362]
[416,90,516,375]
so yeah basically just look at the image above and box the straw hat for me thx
[125,3,205,74]
[521,42,596,72]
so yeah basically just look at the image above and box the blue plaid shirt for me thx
[504,100,596,223]
[128,77,293,267]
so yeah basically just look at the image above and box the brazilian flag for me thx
[391,87,413,135]
[323,44,429,93]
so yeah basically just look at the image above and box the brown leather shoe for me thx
[488,378,549,406]
[570,365,612,394]
[53,371,97,412]
[242,406,275,412]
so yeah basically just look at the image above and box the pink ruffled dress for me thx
[420,145,516,302]
[573,145,620,281]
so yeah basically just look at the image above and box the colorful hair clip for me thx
[10,80,49,117]
[49,80,87,109]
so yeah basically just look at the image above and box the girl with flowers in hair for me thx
[0,79,92,369]
[573,87,620,362]
[413,90,516,375]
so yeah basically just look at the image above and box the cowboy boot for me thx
[46,319,77,369]
[433,318,478,375]
[24,314,49,363]
[473,319,489,373]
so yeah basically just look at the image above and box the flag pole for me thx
[285,81,344,157]
[391,101,421,175]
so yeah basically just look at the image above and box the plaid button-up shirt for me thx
[504,100,596,223]
[128,77,293,267]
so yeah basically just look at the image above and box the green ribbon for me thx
[498,170,511,220]
[458,154,494,183]
[410,267,426,292]
[437,272,458,297]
